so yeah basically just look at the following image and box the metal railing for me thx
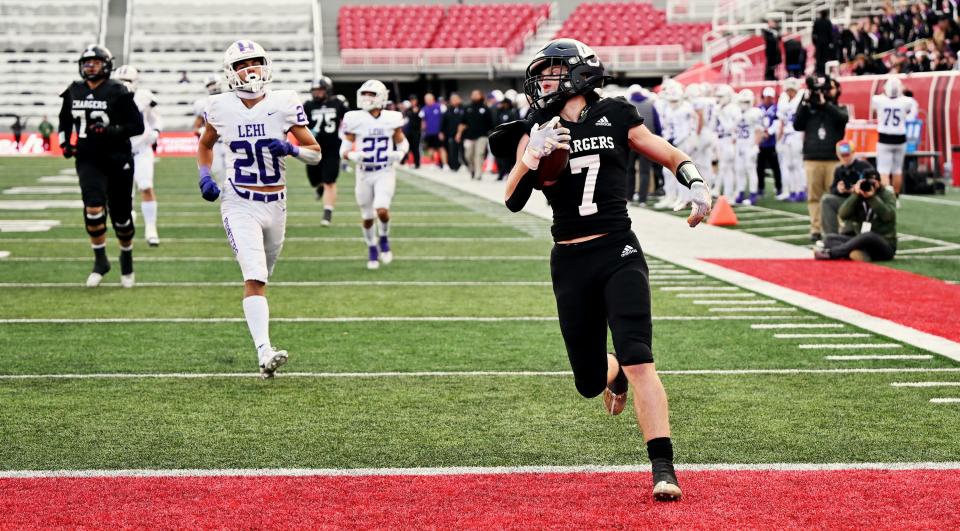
[595,45,691,71]
[98,0,109,46]
[311,0,322,78]
[665,0,717,22]
[122,0,133,63]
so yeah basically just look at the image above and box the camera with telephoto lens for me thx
[805,75,834,107]
[858,170,880,194]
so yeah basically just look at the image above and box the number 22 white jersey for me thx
[204,89,307,187]
[341,109,404,171]
[871,94,918,137]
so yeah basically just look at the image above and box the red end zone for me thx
[2,468,959,528]
[707,259,960,343]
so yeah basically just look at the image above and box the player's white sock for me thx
[242,295,271,353]
[141,200,157,227]
[377,219,390,237]
[362,225,377,247]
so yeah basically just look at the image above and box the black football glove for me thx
[61,144,75,159]
[86,121,108,136]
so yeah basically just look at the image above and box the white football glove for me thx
[687,181,712,227]
[386,150,405,163]
[521,116,571,170]
[346,150,363,162]
[145,129,160,144]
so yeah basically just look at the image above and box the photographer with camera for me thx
[794,75,849,242]
[819,141,874,238]
[814,160,897,262]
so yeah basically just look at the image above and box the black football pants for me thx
[550,231,654,399]
[77,156,135,236]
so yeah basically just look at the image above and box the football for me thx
[536,146,570,188]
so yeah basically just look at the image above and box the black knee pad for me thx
[112,217,135,240]
[573,375,607,399]
[619,343,654,367]
[84,209,107,237]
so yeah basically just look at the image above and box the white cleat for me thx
[380,251,393,265]
[776,191,791,200]
[653,197,675,209]
[741,198,753,206]
[320,218,331,227]
[120,273,135,288]
[145,225,159,247]
[258,347,289,379]
[367,259,380,270]
[86,272,104,288]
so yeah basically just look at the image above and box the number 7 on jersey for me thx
[570,154,601,216]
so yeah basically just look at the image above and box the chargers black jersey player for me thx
[525,96,644,241]
[303,76,349,224]
[57,45,145,288]
[494,38,713,504]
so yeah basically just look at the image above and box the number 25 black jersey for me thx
[58,79,144,161]
[527,97,644,241]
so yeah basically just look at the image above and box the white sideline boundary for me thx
[891,382,960,387]
[2,461,959,479]
[3,367,960,381]
[930,398,960,403]
[0,315,821,325]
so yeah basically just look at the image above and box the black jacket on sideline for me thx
[794,101,849,161]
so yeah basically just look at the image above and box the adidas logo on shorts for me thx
[621,244,637,258]
[595,116,612,126]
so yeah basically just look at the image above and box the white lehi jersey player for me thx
[130,88,162,154]
[204,89,308,187]
[872,93,918,137]
[341,109,405,170]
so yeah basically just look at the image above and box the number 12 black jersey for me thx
[527,97,644,241]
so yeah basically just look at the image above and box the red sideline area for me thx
[2,469,959,528]
[707,259,960,343]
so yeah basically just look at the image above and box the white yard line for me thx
[891,382,960,387]
[900,195,960,207]
[825,355,932,360]
[693,299,776,305]
[0,236,540,244]
[752,323,845,329]
[659,286,741,291]
[930,398,960,403]
[1,256,547,262]
[0,315,821,325]
[0,281,555,288]
[675,293,756,298]
[741,225,813,234]
[709,307,797,312]
[2,367,960,382]
[1,461,959,479]
[800,343,902,349]
[895,255,960,260]
[774,333,871,339]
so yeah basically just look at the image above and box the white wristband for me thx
[295,146,321,165]
[339,140,354,161]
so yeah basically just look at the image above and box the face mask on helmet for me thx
[78,45,114,82]
[222,41,273,97]
[357,80,388,111]
[523,39,609,112]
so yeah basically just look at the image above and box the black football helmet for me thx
[78,45,114,81]
[523,39,609,111]
[311,76,333,91]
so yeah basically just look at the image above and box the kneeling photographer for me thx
[819,140,874,238]
[794,75,849,242]
[815,167,897,262]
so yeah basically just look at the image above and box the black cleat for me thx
[651,458,682,501]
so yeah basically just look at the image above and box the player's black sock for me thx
[609,363,628,395]
[323,208,333,224]
[92,245,110,275]
[648,437,678,484]
[119,247,134,275]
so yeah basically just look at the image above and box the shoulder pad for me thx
[489,119,529,159]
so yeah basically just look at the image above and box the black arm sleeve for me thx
[108,91,145,138]
[793,102,809,131]
[57,89,74,147]
[505,172,536,212]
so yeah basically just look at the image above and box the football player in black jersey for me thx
[303,76,349,226]
[494,39,712,502]
[58,45,145,288]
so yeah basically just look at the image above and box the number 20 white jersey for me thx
[204,89,307,187]
[871,94,918,137]
[341,109,404,171]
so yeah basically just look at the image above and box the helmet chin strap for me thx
[236,89,265,99]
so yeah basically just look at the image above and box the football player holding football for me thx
[58,45,144,288]
[493,38,712,502]
[115,65,164,247]
[340,79,408,270]
[196,40,321,378]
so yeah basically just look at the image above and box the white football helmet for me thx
[357,79,389,111]
[782,77,801,93]
[684,83,702,100]
[203,73,222,95]
[737,89,755,110]
[715,84,735,105]
[114,65,139,90]
[222,40,272,94]
[884,77,903,98]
